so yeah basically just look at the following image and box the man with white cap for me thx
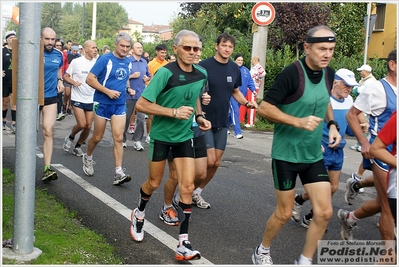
[355,64,376,95]
[292,68,359,228]
[2,30,17,133]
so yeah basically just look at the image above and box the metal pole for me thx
[12,2,42,254]
[251,25,268,98]
[81,2,85,37]
[364,2,372,64]
[91,2,97,40]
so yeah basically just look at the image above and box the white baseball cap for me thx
[335,68,359,87]
[356,64,372,72]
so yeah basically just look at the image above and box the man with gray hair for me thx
[82,32,132,185]
[130,29,211,261]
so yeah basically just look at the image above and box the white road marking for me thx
[52,164,213,265]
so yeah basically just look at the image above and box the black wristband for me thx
[245,101,250,107]
[327,120,340,131]
[195,114,205,121]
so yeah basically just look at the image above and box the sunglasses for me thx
[179,45,200,52]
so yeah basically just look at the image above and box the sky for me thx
[1,1,183,27]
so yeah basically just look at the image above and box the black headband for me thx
[306,36,336,43]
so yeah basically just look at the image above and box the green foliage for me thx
[2,168,123,264]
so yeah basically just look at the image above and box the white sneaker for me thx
[192,193,211,209]
[63,136,73,152]
[235,134,243,139]
[122,142,127,148]
[291,194,302,222]
[82,153,95,176]
[145,135,150,144]
[252,246,273,265]
[133,141,144,151]
[175,240,201,261]
[130,208,145,242]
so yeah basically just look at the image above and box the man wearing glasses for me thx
[130,30,211,261]
[55,38,68,121]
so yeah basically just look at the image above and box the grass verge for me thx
[2,168,123,265]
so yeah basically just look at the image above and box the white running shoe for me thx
[145,135,150,144]
[291,194,302,222]
[63,136,73,152]
[82,153,95,176]
[72,147,83,157]
[113,169,131,185]
[337,209,355,240]
[133,141,144,151]
[175,240,201,261]
[252,246,273,265]
[130,208,144,242]
[192,194,210,209]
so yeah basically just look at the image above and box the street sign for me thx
[251,2,275,26]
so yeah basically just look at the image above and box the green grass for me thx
[2,168,123,265]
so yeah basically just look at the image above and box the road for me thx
[2,114,382,265]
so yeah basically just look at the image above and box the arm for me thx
[57,67,65,93]
[86,72,121,99]
[135,96,194,120]
[258,100,323,131]
[63,72,81,88]
[370,137,396,168]
[248,75,257,96]
[346,106,371,158]
[232,87,257,109]
[195,97,212,131]
[324,102,341,148]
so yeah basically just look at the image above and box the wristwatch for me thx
[327,120,340,131]
[58,78,64,82]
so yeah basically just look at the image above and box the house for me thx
[367,2,397,58]
[119,20,172,43]
[142,24,172,43]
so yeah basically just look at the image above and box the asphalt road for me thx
[2,114,382,265]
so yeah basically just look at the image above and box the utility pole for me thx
[3,2,43,262]
[81,2,85,37]
[91,2,97,40]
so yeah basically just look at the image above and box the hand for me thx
[201,92,211,105]
[360,123,369,133]
[175,106,194,120]
[127,88,135,96]
[246,101,258,109]
[107,89,121,99]
[143,75,150,82]
[131,71,140,79]
[198,117,212,131]
[57,83,65,93]
[2,70,5,77]
[252,91,257,97]
[73,81,82,87]
[298,115,323,131]
[328,126,342,148]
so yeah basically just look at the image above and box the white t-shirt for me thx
[66,56,97,103]
[354,78,397,117]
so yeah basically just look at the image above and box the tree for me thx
[41,3,63,34]
[268,3,331,57]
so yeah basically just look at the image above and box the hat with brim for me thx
[335,68,359,87]
[5,31,16,40]
[356,64,372,72]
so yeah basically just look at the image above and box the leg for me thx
[75,109,94,146]
[86,114,107,156]
[164,158,178,206]
[123,100,135,143]
[302,181,332,259]
[372,165,394,240]
[41,103,57,167]
[110,114,126,168]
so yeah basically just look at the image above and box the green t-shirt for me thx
[141,62,207,143]
[272,61,330,163]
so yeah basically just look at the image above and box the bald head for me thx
[41,27,56,52]
[83,40,98,59]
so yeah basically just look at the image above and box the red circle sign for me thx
[252,2,275,26]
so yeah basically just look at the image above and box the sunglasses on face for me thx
[179,45,200,52]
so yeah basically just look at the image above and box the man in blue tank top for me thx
[338,49,397,242]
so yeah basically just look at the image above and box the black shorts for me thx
[388,198,396,225]
[39,96,58,110]
[149,138,194,162]
[2,84,12,98]
[271,159,329,191]
[167,135,207,161]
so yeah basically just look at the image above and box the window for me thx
[374,3,386,31]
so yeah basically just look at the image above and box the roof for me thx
[142,24,170,33]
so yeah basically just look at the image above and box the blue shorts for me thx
[93,102,126,120]
[72,100,93,112]
[322,144,343,171]
[363,135,392,172]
